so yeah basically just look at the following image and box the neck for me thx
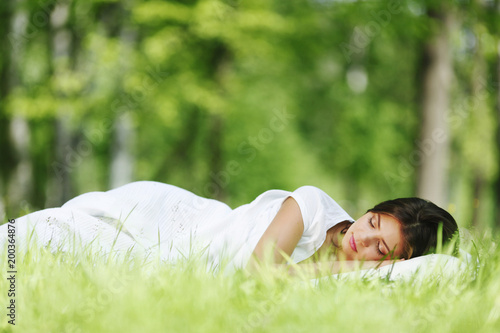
[308,220,352,263]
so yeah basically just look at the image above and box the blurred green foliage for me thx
[0,0,499,228]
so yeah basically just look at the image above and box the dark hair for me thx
[367,198,459,259]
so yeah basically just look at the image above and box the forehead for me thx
[376,213,405,257]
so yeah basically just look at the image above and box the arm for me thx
[246,196,304,270]
[246,195,401,277]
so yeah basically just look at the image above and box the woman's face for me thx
[339,212,405,261]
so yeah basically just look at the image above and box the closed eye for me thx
[377,242,384,256]
[370,215,385,256]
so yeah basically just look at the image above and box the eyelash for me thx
[369,217,384,256]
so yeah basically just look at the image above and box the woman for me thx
[0,181,458,275]
[250,192,459,276]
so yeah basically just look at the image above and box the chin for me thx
[339,245,352,260]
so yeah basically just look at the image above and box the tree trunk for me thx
[495,38,500,228]
[110,112,135,188]
[45,2,74,207]
[7,116,33,216]
[6,3,33,217]
[206,44,230,201]
[416,9,453,208]
[96,2,137,189]
[490,0,500,228]
[0,0,13,221]
[468,14,490,229]
[471,172,483,228]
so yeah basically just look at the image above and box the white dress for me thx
[0,181,354,273]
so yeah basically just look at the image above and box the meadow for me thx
[1,1,498,331]
[0,231,498,333]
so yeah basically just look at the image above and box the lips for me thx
[349,235,357,252]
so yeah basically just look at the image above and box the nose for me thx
[358,231,376,248]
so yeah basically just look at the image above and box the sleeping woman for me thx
[0,181,458,276]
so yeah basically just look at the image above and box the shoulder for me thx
[288,185,353,226]
[292,185,331,197]
[289,185,336,209]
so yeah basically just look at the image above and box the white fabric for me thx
[346,254,466,280]
[310,252,473,284]
[0,181,353,273]
[0,208,147,260]
[289,186,354,263]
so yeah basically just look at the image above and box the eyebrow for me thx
[377,213,391,254]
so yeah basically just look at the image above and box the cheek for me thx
[338,234,350,258]
[363,252,377,261]
[342,230,351,249]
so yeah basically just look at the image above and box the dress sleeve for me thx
[288,186,354,263]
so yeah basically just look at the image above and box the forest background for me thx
[0,0,499,236]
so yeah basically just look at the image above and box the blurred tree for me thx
[466,10,496,228]
[493,0,500,228]
[0,0,13,220]
[106,1,137,188]
[0,0,498,231]
[50,1,75,206]
[496,36,500,228]
[6,2,34,217]
[416,2,453,208]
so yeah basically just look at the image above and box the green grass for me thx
[0,232,499,333]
